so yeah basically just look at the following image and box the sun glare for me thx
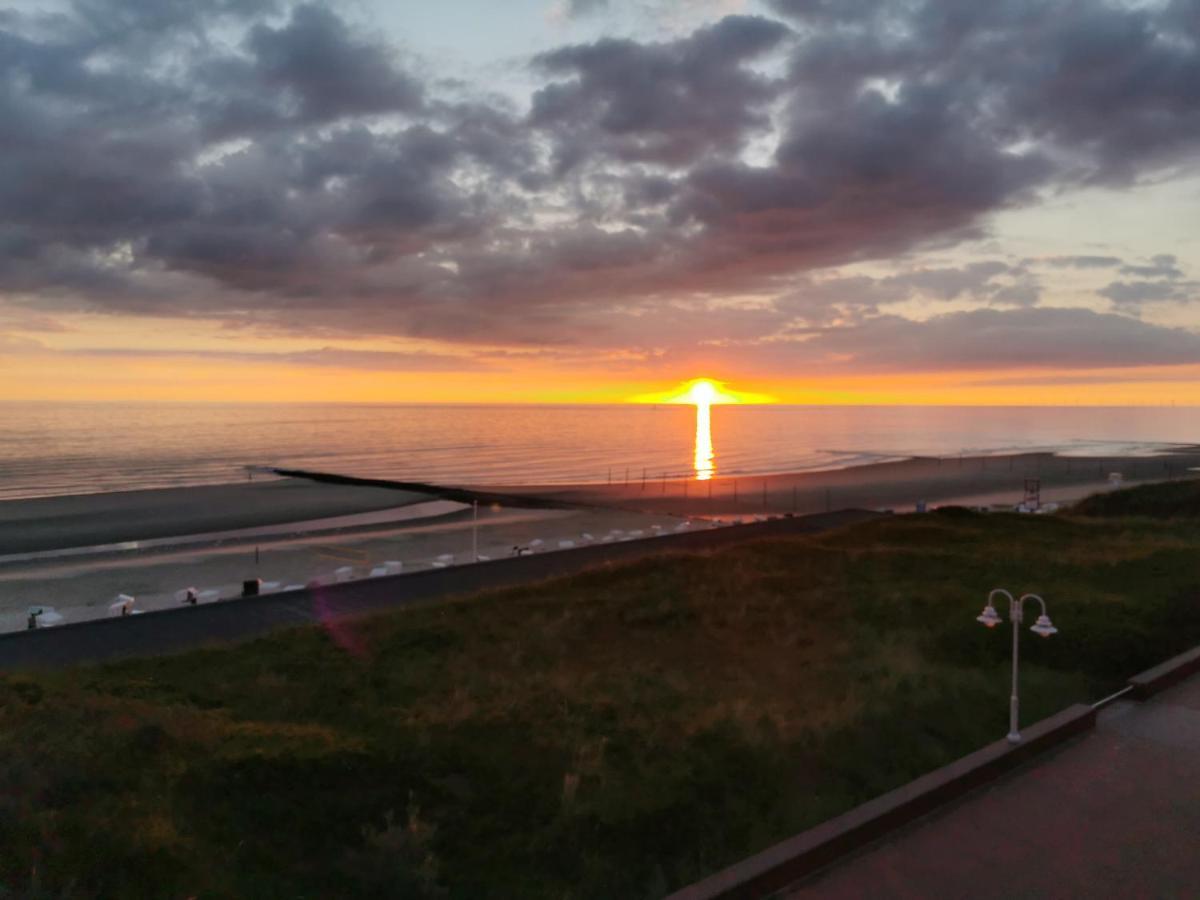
[632,377,769,406]
[685,379,719,405]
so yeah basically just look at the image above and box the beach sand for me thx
[482,449,1200,517]
[0,501,694,632]
[0,477,431,555]
[6,448,1199,634]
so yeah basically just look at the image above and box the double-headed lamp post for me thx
[975,588,1059,744]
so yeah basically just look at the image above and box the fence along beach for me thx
[5,446,1200,637]
[479,448,1200,517]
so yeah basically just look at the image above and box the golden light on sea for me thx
[628,377,773,480]
[693,385,715,480]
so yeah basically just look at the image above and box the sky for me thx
[1,0,1199,404]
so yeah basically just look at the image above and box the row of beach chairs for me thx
[25,518,746,629]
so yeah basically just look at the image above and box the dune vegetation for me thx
[1071,476,1200,519]
[4,491,1200,898]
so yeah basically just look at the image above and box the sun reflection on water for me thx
[694,396,715,480]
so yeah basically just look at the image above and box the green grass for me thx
[4,498,1200,898]
[1072,476,1200,518]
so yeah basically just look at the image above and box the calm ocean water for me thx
[0,403,1196,500]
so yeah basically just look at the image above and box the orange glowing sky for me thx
[7,333,1200,407]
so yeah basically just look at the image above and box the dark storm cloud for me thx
[772,0,1200,183]
[2,0,1200,371]
[663,81,1051,285]
[530,15,789,169]
[200,3,425,138]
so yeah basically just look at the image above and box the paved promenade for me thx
[787,673,1200,898]
[0,509,877,670]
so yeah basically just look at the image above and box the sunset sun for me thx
[683,379,720,406]
[632,378,772,406]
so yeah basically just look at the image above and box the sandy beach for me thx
[0,493,692,633]
[483,449,1200,517]
[5,448,1199,635]
[0,477,432,555]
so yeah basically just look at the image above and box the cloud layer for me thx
[2,0,1200,376]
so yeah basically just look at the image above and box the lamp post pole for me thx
[1007,590,1021,743]
[977,588,1058,744]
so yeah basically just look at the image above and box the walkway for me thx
[787,673,1200,898]
[0,509,878,670]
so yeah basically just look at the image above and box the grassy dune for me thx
[1072,477,1200,518]
[4,499,1200,898]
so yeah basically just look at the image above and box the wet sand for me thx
[481,450,1200,517]
[0,478,431,555]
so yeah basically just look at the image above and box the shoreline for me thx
[0,478,435,555]
[5,448,1200,556]
[0,498,468,566]
[4,448,1199,635]
[472,448,1200,517]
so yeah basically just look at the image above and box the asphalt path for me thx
[0,509,880,670]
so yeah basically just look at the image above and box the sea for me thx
[0,402,1196,501]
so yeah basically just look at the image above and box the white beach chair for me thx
[580,533,594,542]
[369,566,389,577]
[334,566,355,583]
[529,538,545,548]
[558,539,576,549]
[432,560,449,568]
[628,529,644,538]
[27,606,64,627]
[283,584,305,592]
[383,561,403,575]
[109,594,135,617]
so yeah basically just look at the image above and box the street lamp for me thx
[975,588,1059,744]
